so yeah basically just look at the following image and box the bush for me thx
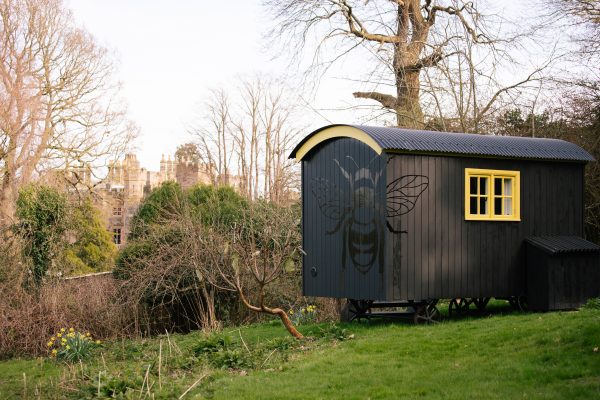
[0,275,135,359]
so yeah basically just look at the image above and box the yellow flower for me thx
[95,340,101,345]
[85,332,90,337]
[61,338,67,342]
[69,328,74,333]
[51,349,57,356]
[50,336,55,341]
[47,341,53,347]
[289,309,294,315]
[68,332,75,338]
[66,345,70,350]
[56,333,62,338]
[60,328,66,333]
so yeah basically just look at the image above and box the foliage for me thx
[583,297,600,310]
[114,182,252,332]
[128,181,184,240]
[14,186,118,282]
[15,185,69,286]
[193,333,234,356]
[61,199,117,276]
[47,327,100,362]
[187,184,247,227]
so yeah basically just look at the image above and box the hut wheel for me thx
[413,302,440,324]
[448,298,470,317]
[340,299,372,322]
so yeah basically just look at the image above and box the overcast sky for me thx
[66,1,556,170]
[67,0,343,169]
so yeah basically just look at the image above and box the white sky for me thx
[66,1,558,170]
[68,0,345,169]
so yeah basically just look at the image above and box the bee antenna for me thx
[333,159,351,181]
[345,155,359,169]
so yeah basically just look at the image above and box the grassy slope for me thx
[1,305,600,399]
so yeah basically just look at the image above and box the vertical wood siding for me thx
[302,138,387,299]
[387,154,584,301]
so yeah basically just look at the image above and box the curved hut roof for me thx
[290,124,595,163]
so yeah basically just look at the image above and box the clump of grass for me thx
[583,297,600,310]
[46,327,101,362]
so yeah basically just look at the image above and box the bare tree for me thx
[0,0,135,225]
[190,77,301,203]
[195,201,304,339]
[265,0,552,130]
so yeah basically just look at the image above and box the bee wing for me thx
[311,178,347,220]
[386,175,429,217]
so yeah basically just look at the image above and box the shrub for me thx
[0,275,135,359]
[193,333,233,356]
[15,185,69,286]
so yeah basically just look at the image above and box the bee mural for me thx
[311,155,428,275]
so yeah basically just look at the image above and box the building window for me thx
[465,168,520,221]
[113,207,122,216]
[113,228,122,245]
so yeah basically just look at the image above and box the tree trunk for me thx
[395,69,424,128]
[237,288,304,339]
[272,307,304,339]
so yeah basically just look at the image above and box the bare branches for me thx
[0,0,135,224]
[189,77,301,204]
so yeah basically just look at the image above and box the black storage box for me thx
[526,236,600,311]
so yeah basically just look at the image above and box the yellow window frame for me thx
[465,168,521,221]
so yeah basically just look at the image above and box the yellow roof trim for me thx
[294,126,383,160]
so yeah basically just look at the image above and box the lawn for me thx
[1,302,599,399]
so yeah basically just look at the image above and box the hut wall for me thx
[302,138,388,300]
[386,154,585,301]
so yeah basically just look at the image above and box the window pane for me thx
[504,178,512,196]
[470,177,477,194]
[494,197,502,215]
[504,198,512,215]
[480,177,488,195]
[470,197,478,214]
[494,178,502,196]
[479,197,488,215]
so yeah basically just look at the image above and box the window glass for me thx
[479,177,487,195]
[504,178,512,196]
[470,197,477,214]
[504,198,512,216]
[494,178,502,195]
[470,177,477,194]
[479,197,488,214]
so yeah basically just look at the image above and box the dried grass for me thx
[0,274,137,359]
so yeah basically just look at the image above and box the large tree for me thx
[266,0,547,130]
[0,0,134,225]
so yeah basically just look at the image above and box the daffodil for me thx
[66,345,70,350]
[85,332,90,337]
[95,340,101,345]
[56,333,62,338]
[47,341,53,347]
[69,327,74,333]
[60,328,66,333]
[51,349,57,356]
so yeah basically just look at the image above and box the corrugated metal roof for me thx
[526,236,600,255]
[290,124,595,162]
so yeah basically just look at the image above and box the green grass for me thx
[1,303,600,399]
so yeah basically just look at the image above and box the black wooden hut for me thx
[290,124,599,320]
